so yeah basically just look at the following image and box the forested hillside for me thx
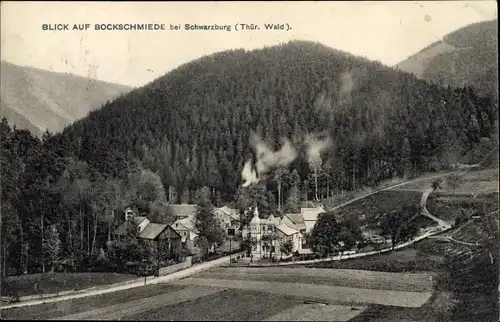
[1,40,498,276]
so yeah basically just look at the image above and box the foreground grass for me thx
[1,284,184,320]
[125,289,302,321]
[3,272,137,297]
[197,266,434,292]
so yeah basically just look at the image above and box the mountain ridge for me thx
[0,60,132,136]
[396,19,498,100]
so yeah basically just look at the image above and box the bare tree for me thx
[44,225,61,272]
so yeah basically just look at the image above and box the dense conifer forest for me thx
[1,40,498,276]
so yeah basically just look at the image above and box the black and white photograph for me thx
[0,1,498,321]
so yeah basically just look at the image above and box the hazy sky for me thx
[1,1,497,87]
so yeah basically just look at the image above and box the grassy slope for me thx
[395,168,499,194]
[332,190,422,223]
[3,272,137,297]
[1,284,184,320]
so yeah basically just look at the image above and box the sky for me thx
[1,1,497,87]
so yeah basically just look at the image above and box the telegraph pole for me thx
[228,228,235,265]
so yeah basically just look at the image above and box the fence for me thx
[246,227,448,267]
[158,256,192,276]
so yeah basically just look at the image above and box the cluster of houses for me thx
[114,204,243,261]
[244,206,328,259]
[113,203,330,261]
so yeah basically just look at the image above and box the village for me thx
[1,3,497,321]
[111,200,394,277]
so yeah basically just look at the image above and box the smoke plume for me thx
[242,134,297,187]
[241,132,335,187]
[305,133,333,168]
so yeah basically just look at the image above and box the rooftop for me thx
[301,206,326,222]
[215,205,240,219]
[284,213,306,231]
[138,223,170,240]
[172,214,197,231]
[275,223,299,236]
[114,216,148,236]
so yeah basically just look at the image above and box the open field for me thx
[333,190,422,223]
[2,264,434,321]
[391,168,499,195]
[126,288,304,321]
[322,168,466,210]
[1,284,183,320]
[194,267,434,292]
[300,245,444,273]
[3,272,137,297]
[426,193,498,222]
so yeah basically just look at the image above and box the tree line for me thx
[1,40,498,277]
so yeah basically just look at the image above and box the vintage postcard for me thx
[0,1,498,321]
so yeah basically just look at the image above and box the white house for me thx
[170,214,198,243]
[244,207,304,259]
[274,223,302,259]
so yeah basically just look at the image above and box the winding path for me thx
[419,187,452,229]
[331,166,474,213]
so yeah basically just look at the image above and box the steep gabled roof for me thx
[172,214,197,232]
[275,223,299,236]
[139,223,170,240]
[171,222,190,231]
[284,213,306,231]
[215,205,240,220]
[281,215,298,231]
[114,216,148,236]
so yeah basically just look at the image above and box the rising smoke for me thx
[305,133,333,167]
[242,133,297,187]
[241,132,333,187]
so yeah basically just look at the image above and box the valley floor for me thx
[1,266,435,321]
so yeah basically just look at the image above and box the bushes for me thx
[435,245,499,321]
[1,278,19,298]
